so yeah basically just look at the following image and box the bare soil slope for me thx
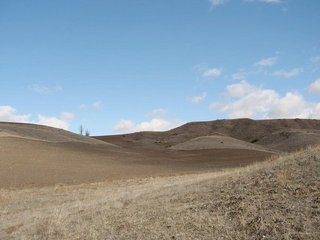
[97,118,320,152]
[170,135,271,152]
[1,146,319,239]
[0,122,114,145]
[0,122,271,188]
[2,119,320,188]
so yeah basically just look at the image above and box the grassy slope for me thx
[1,147,319,240]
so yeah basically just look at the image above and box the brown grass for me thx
[1,146,319,239]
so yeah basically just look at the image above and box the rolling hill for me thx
[0,121,272,188]
[97,118,320,152]
[1,118,320,188]
[1,118,320,239]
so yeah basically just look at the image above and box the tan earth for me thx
[169,135,272,151]
[1,118,320,188]
[0,145,319,240]
[1,119,320,239]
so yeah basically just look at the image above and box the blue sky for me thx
[1,0,320,135]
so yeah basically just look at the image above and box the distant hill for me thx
[96,118,320,152]
[0,121,271,188]
[1,118,319,188]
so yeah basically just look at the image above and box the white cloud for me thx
[80,101,103,110]
[259,0,282,3]
[146,108,167,118]
[36,112,74,130]
[190,92,207,104]
[203,68,221,78]
[273,68,304,78]
[31,84,63,95]
[61,112,75,121]
[231,68,266,81]
[210,81,320,119]
[114,120,135,133]
[232,69,254,80]
[209,0,228,7]
[232,72,247,81]
[309,79,320,95]
[114,109,183,133]
[79,104,87,109]
[0,105,74,130]
[245,0,282,3]
[254,57,277,67]
[92,101,103,110]
[0,106,30,123]
[311,56,320,68]
[114,118,182,134]
[226,80,256,97]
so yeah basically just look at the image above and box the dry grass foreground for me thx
[1,146,319,240]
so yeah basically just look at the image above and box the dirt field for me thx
[1,120,320,239]
[0,135,270,188]
[1,119,320,188]
[1,146,319,239]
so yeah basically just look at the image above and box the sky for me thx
[1,0,320,135]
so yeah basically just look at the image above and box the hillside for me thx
[0,122,271,188]
[170,135,271,152]
[0,122,112,145]
[97,118,320,152]
[2,119,320,188]
[1,146,319,239]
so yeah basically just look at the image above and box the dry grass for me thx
[1,146,319,240]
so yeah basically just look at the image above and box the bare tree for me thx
[85,130,90,136]
[79,125,84,135]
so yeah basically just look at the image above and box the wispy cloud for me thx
[231,67,266,81]
[259,0,282,3]
[92,101,103,110]
[190,92,207,104]
[31,84,63,95]
[254,57,277,67]
[145,108,167,118]
[80,101,103,110]
[310,56,320,69]
[209,0,228,7]
[210,80,320,119]
[202,68,221,78]
[273,68,304,78]
[211,0,283,6]
[245,0,283,4]
[309,79,320,95]
[232,70,249,81]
